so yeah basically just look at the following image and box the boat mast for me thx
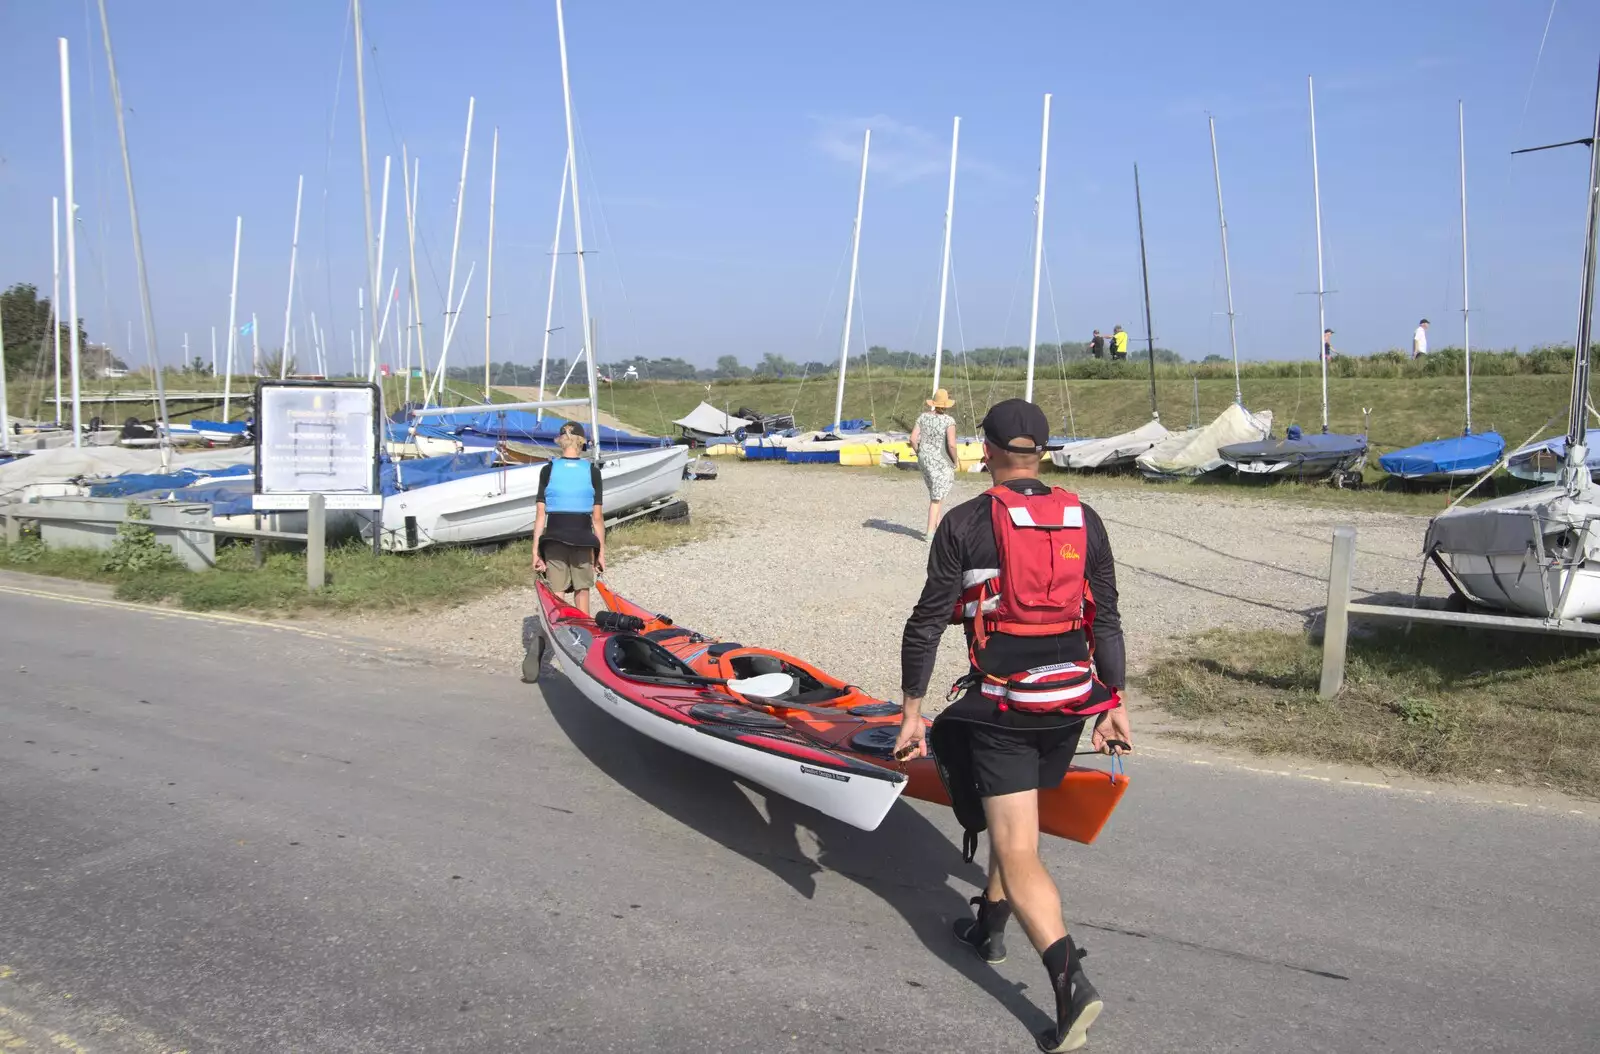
[210,325,216,378]
[351,0,381,391]
[1567,60,1600,465]
[97,0,168,452]
[833,129,870,433]
[402,151,426,394]
[536,151,571,423]
[1133,163,1159,422]
[1308,75,1330,433]
[51,198,62,424]
[1456,101,1474,435]
[1208,116,1243,407]
[222,216,242,419]
[368,155,392,381]
[1025,93,1052,403]
[425,97,475,406]
[280,175,304,379]
[57,38,84,446]
[485,127,499,402]
[0,300,8,451]
[931,116,959,396]
[554,0,603,460]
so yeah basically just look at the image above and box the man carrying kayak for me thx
[894,397,1131,1053]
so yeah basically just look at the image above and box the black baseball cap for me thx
[980,398,1055,453]
[557,421,587,438]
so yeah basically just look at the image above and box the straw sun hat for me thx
[926,388,956,410]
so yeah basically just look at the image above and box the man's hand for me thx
[533,555,547,573]
[1092,696,1132,755]
[595,548,606,574]
[893,696,927,760]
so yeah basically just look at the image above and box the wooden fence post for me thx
[1319,526,1357,699]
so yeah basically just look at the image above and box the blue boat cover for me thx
[1378,432,1505,478]
[1507,436,1600,477]
[89,463,252,497]
[102,451,502,518]
[392,408,670,451]
[188,419,249,435]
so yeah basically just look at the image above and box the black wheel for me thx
[651,499,690,523]
[520,617,547,684]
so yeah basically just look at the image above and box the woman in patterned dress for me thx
[910,388,960,541]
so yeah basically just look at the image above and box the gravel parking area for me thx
[336,460,1440,705]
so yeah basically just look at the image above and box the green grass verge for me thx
[0,513,708,617]
[1142,627,1600,799]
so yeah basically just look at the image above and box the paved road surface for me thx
[1,582,1596,1053]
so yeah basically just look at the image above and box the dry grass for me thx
[1142,626,1600,798]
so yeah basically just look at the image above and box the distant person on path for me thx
[911,388,961,541]
[895,398,1130,1053]
[1110,325,1128,361]
[531,422,605,616]
[1323,328,1336,361]
[1413,319,1429,359]
[1089,330,1106,360]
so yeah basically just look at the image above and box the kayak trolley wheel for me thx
[688,703,787,729]
[521,617,547,685]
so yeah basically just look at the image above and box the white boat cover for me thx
[1058,420,1170,470]
[0,446,252,497]
[1136,405,1274,478]
[673,402,753,437]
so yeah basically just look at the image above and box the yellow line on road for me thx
[0,584,337,640]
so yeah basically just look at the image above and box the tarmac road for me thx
[1,580,1596,1053]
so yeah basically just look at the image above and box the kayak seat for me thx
[606,633,698,681]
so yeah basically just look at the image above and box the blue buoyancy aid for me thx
[543,457,596,514]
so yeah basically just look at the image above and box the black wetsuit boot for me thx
[952,894,1012,964]
[1038,936,1102,1053]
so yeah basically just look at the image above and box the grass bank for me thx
[0,514,707,617]
[1142,626,1600,799]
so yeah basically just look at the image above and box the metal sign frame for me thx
[251,380,383,511]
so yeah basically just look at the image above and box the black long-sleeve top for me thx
[900,477,1126,705]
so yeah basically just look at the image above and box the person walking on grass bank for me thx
[531,421,606,616]
[1413,318,1430,359]
[1110,325,1128,361]
[894,398,1131,1053]
[911,388,961,541]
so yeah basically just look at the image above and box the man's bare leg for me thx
[984,789,1101,1052]
[573,587,591,616]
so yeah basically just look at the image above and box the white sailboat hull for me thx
[378,445,688,551]
[1425,484,1600,620]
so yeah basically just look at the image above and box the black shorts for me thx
[968,720,1084,798]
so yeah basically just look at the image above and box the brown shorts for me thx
[543,539,596,593]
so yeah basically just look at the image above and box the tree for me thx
[260,348,296,378]
[188,356,213,376]
[714,355,749,379]
[1,282,86,379]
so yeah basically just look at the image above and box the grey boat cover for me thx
[1056,419,1169,470]
[1137,405,1274,478]
[673,402,754,438]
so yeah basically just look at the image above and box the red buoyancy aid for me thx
[950,484,1118,717]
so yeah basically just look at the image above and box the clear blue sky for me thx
[2,0,1597,376]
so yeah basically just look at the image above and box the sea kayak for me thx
[530,581,909,831]
[587,583,1128,845]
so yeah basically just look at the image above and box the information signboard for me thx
[252,381,383,511]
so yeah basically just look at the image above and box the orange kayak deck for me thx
[592,582,1127,845]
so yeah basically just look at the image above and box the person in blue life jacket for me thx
[531,421,605,615]
[894,398,1132,1053]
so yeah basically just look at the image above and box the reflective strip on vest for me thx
[979,661,1094,706]
[1003,504,1084,529]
